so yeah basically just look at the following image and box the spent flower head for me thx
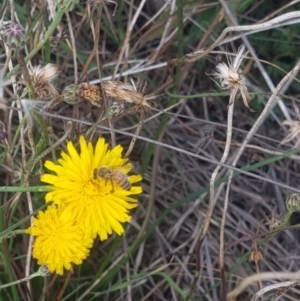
[101,78,157,113]
[213,44,251,109]
[62,83,102,107]
[26,64,59,100]
[26,204,93,275]
[41,136,142,241]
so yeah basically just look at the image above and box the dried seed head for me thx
[2,22,28,50]
[27,64,59,100]
[213,45,252,109]
[286,193,300,213]
[100,78,157,112]
[62,83,101,106]
[249,248,263,262]
[264,214,281,230]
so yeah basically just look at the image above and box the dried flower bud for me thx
[56,0,79,11]
[264,214,281,230]
[38,266,51,277]
[62,83,101,106]
[108,101,125,117]
[3,22,27,50]
[286,193,300,212]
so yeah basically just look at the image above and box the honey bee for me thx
[93,166,131,191]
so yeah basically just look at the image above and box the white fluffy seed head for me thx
[212,44,251,109]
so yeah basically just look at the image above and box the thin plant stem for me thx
[227,272,300,301]
[31,126,72,168]
[25,213,34,295]
[0,268,49,290]
[220,60,300,301]
[66,12,78,84]
[184,88,237,301]
[251,280,300,301]
[134,131,163,243]
[0,229,26,242]
[78,5,102,82]
[84,112,107,140]
[222,61,300,249]
[180,11,300,63]
[112,0,147,79]
[124,111,145,158]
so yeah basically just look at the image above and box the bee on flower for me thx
[212,44,252,110]
[40,136,143,241]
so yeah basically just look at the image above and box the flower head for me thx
[213,44,251,109]
[41,136,142,241]
[2,22,27,50]
[27,64,59,100]
[26,204,92,275]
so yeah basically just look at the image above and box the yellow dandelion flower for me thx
[41,136,142,241]
[26,205,92,275]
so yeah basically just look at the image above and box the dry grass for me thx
[1,0,300,300]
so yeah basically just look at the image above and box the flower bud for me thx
[38,266,51,277]
[62,84,83,105]
[108,101,125,117]
[286,193,300,212]
[3,22,27,50]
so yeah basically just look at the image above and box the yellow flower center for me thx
[82,180,112,196]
